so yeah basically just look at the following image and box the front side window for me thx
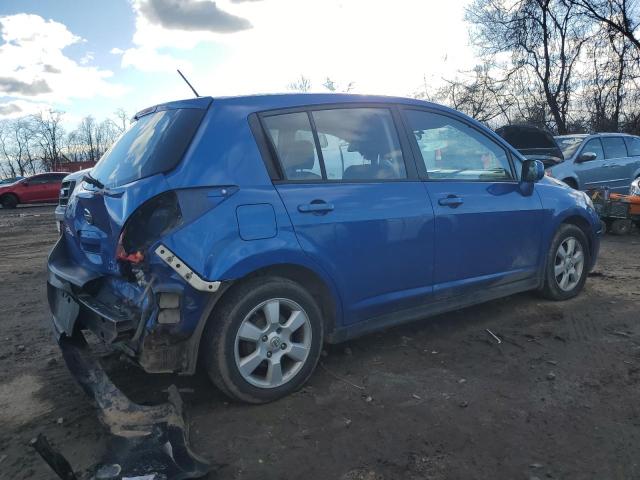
[601,137,628,159]
[556,136,585,158]
[581,138,604,160]
[405,110,512,181]
[262,113,321,180]
[311,108,406,180]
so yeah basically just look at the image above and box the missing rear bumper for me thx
[41,335,213,479]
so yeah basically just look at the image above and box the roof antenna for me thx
[177,69,200,98]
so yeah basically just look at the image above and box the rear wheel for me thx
[202,277,323,403]
[0,194,18,209]
[609,218,632,236]
[541,224,590,300]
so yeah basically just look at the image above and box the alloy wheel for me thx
[234,298,312,389]
[554,236,585,292]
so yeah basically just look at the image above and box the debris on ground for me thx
[31,336,212,480]
[485,329,502,344]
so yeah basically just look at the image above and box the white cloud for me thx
[117,0,476,98]
[0,13,127,118]
[140,0,252,33]
[79,51,95,65]
[0,99,53,118]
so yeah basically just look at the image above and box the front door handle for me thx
[438,195,464,208]
[298,201,335,213]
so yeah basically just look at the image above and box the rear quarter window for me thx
[91,108,205,188]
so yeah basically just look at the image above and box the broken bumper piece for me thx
[33,335,212,480]
[155,245,220,293]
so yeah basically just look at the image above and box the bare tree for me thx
[429,64,514,125]
[114,108,130,134]
[568,0,640,55]
[322,77,355,93]
[75,116,98,162]
[31,109,66,171]
[287,75,312,92]
[467,0,590,133]
[0,119,37,176]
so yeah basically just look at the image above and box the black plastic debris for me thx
[30,434,78,480]
[32,335,211,480]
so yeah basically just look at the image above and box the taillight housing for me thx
[116,191,182,264]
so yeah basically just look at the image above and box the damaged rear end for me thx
[47,96,226,375]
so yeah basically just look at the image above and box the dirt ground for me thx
[1,205,639,480]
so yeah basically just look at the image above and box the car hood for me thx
[496,125,564,168]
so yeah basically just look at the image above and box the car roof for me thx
[147,93,463,117]
[556,132,637,139]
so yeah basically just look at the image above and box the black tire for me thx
[202,276,324,404]
[540,224,590,301]
[1,194,18,209]
[609,218,632,236]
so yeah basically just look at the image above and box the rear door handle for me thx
[438,195,464,208]
[298,202,335,213]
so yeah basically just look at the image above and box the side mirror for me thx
[521,159,545,183]
[21,181,29,187]
[577,152,597,163]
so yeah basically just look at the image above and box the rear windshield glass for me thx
[91,108,205,188]
[555,136,584,158]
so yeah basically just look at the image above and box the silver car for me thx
[551,133,640,193]
[55,169,89,231]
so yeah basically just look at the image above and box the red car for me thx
[0,172,67,208]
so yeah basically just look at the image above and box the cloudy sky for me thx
[0,0,476,125]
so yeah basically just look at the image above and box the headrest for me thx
[282,140,315,171]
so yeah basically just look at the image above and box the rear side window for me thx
[91,108,205,188]
[311,108,406,180]
[263,107,407,182]
[405,110,513,181]
[581,138,604,160]
[601,137,628,159]
[624,137,640,156]
[262,113,322,180]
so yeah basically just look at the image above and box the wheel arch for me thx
[561,177,579,189]
[560,214,593,254]
[223,262,340,335]
[0,191,20,205]
[190,261,342,374]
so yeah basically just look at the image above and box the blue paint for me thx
[48,93,601,372]
[236,204,277,240]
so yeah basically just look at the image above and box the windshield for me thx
[555,136,585,159]
[91,108,205,188]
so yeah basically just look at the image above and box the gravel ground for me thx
[0,205,639,480]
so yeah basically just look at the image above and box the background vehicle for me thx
[47,94,601,404]
[551,133,640,192]
[55,169,89,231]
[495,124,564,169]
[0,172,67,208]
[0,176,24,185]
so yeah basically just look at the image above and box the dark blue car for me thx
[47,94,601,403]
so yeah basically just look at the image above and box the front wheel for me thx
[202,277,323,403]
[540,224,590,301]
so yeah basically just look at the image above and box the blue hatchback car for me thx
[47,94,601,403]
